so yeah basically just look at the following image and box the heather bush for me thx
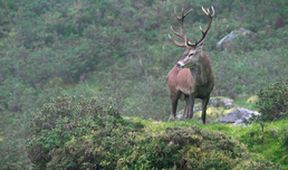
[257,81,288,120]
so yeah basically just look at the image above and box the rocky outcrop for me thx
[209,96,234,108]
[216,28,254,51]
[219,107,260,125]
[173,96,261,125]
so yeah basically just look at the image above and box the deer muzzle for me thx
[176,61,185,68]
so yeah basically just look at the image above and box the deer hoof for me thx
[168,115,176,121]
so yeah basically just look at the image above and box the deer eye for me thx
[189,52,195,57]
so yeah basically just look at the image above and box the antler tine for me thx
[184,8,193,16]
[174,7,177,16]
[176,8,193,25]
[168,33,187,47]
[211,6,215,16]
[201,6,209,16]
[170,26,182,38]
[170,7,186,44]
[192,6,215,46]
[170,7,193,47]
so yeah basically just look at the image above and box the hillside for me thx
[25,96,286,169]
[129,117,288,169]
[0,0,288,169]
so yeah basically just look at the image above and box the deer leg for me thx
[183,95,189,119]
[201,96,210,124]
[187,95,195,119]
[170,91,181,120]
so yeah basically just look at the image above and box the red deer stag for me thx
[166,6,215,124]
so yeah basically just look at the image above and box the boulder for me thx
[216,28,254,50]
[209,96,234,108]
[219,107,260,125]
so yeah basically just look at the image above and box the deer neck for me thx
[190,53,212,85]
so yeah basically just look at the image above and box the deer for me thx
[166,6,215,124]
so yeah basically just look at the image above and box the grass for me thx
[124,116,288,169]
[233,95,259,110]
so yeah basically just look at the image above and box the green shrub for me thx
[27,96,280,169]
[26,96,144,169]
[234,160,281,170]
[257,81,288,120]
[119,127,279,170]
[282,128,288,149]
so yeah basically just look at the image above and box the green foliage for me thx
[119,127,250,170]
[282,128,288,149]
[27,98,280,169]
[212,49,288,97]
[257,81,288,120]
[0,110,32,170]
[238,122,288,169]
[27,96,143,169]
[132,117,288,169]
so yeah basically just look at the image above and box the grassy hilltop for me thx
[25,96,287,169]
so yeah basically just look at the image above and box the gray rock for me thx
[219,107,260,124]
[216,28,254,50]
[233,119,244,125]
[209,97,234,108]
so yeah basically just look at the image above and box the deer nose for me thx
[176,62,184,68]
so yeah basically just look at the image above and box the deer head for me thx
[169,6,215,69]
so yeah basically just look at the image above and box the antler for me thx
[169,8,193,48]
[192,6,215,47]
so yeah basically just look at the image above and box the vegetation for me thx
[257,81,288,120]
[26,96,280,169]
[129,116,288,169]
[0,0,287,169]
[27,96,143,169]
